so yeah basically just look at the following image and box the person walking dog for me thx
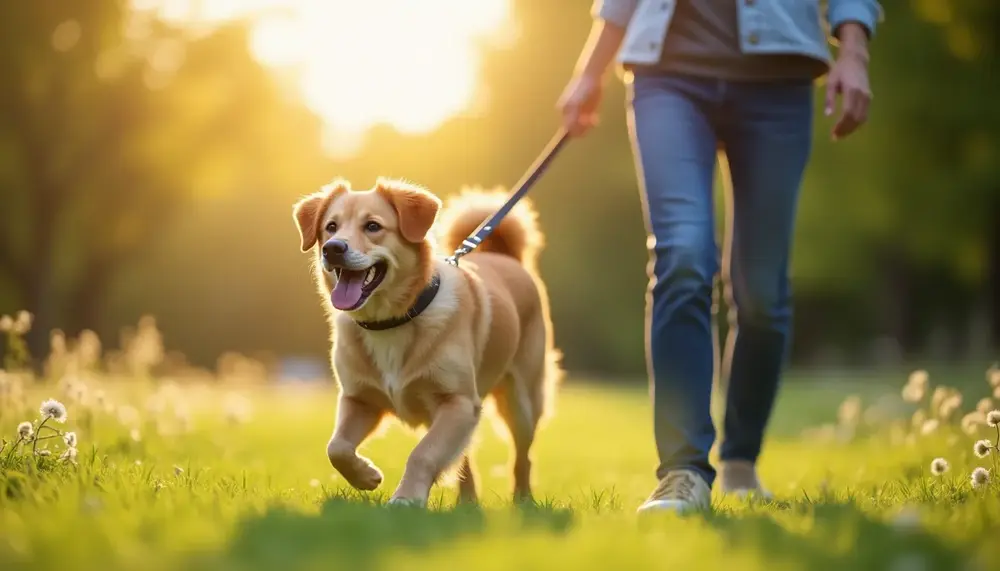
[557,0,882,513]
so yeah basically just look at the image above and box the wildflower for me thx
[988,364,1000,388]
[908,369,929,389]
[961,412,984,435]
[930,387,950,414]
[174,465,184,476]
[39,399,68,423]
[970,467,990,488]
[976,398,994,415]
[987,410,1000,428]
[938,394,962,420]
[974,439,992,458]
[930,458,949,476]
[17,421,33,439]
[60,447,77,461]
[911,409,927,428]
[13,311,32,334]
[901,382,925,403]
[37,449,51,456]
[0,315,12,332]
[920,419,939,435]
[995,386,1000,400]
[63,432,77,447]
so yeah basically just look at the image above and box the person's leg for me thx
[715,79,814,494]
[625,72,722,511]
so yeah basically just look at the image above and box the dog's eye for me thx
[364,221,382,233]
[325,221,337,234]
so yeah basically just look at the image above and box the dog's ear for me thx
[292,179,349,252]
[375,178,442,243]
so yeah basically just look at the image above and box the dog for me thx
[292,177,562,506]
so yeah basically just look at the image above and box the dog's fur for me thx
[292,177,561,506]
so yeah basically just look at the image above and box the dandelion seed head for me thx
[973,439,992,458]
[970,467,990,488]
[994,385,1000,400]
[37,449,51,456]
[17,421,33,438]
[908,370,929,389]
[961,412,984,435]
[988,365,1000,388]
[930,457,949,476]
[39,399,68,423]
[939,394,962,420]
[930,386,950,413]
[911,409,927,428]
[13,311,33,335]
[60,447,77,461]
[63,431,77,447]
[920,419,940,435]
[901,382,925,403]
[986,410,1000,428]
[0,315,12,332]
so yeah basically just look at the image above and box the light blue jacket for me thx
[592,0,884,67]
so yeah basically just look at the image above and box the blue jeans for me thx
[625,71,814,487]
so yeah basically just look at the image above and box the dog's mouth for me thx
[330,261,388,311]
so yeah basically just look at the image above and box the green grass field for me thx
[1,367,999,571]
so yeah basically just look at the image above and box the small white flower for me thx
[60,447,77,461]
[39,399,68,423]
[37,449,51,457]
[976,398,994,414]
[961,412,984,435]
[130,428,141,442]
[309,478,321,488]
[63,431,77,447]
[974,439,992,458]
[908,369,929,389]
[901,382,925,403]
[920,419,940,435]
[930,458,949,476]
[13,310,32,334]
[970,467,990,488]
[986,410,1000,428]
[988,365,1000,388]
[17,421,33,439]
[0,315,12,332]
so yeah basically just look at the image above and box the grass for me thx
[1,368,999,571]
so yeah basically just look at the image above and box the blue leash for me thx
[445,129,570,266]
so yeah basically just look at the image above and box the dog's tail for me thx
[437,187,563,421]
[437,187,544,272]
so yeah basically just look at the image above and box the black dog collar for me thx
[354,273,441,331]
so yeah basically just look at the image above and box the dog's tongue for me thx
[331,269,366,310]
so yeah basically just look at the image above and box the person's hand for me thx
[557,72,603,137]
[825,25,872,141]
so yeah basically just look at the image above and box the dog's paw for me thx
[342,458,383,491]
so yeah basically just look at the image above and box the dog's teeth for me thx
[364,267,374,285]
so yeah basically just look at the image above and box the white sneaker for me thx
[719,460,774,500]
[636,469,712,514]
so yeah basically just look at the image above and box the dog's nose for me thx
[322,239,348,261]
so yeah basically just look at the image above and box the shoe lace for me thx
[651,472,697,501]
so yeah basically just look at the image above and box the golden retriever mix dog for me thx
[292,177,561,506]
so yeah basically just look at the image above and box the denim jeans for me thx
[625,70,814,486]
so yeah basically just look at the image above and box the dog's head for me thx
[293,178,442,320]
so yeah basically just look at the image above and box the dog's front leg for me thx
[389,394,481,507]
[327,395,386,491]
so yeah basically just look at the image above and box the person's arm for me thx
[574,0,637,79]
[824,1,883,140]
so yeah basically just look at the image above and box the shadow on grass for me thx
[193,494,573,571]
[696,501,963,571]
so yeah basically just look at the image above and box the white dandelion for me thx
[17,421,33,439]
[986,410,1000,428]
[0,315,12,332]
[970,467,990,488]
[973,439,992,458]
[908,369,929,389]
[988,365,1000,388]
[938,394,962,420]
[995,385,1000,400]
[930,458,949,476]
[39,399,68,423]
[13,310,32,334]
[961,412,984,435]
[901,382,925,404]
[976,398,994,415]
[37,449,51,457]
[60,447,77,461]
[63,431,77,447]
[920,419,940,435]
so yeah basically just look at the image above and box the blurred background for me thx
[0,0,996,382]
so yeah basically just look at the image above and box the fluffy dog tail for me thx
[437,187,544,273]
[436,187,563,421]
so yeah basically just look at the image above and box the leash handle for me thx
[446,128,570,266]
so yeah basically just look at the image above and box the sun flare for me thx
[133,0,513,157]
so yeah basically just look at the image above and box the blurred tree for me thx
[0,0,330,362]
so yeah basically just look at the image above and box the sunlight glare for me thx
[133,0,512,158]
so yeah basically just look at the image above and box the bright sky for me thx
[132,0,513,157]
